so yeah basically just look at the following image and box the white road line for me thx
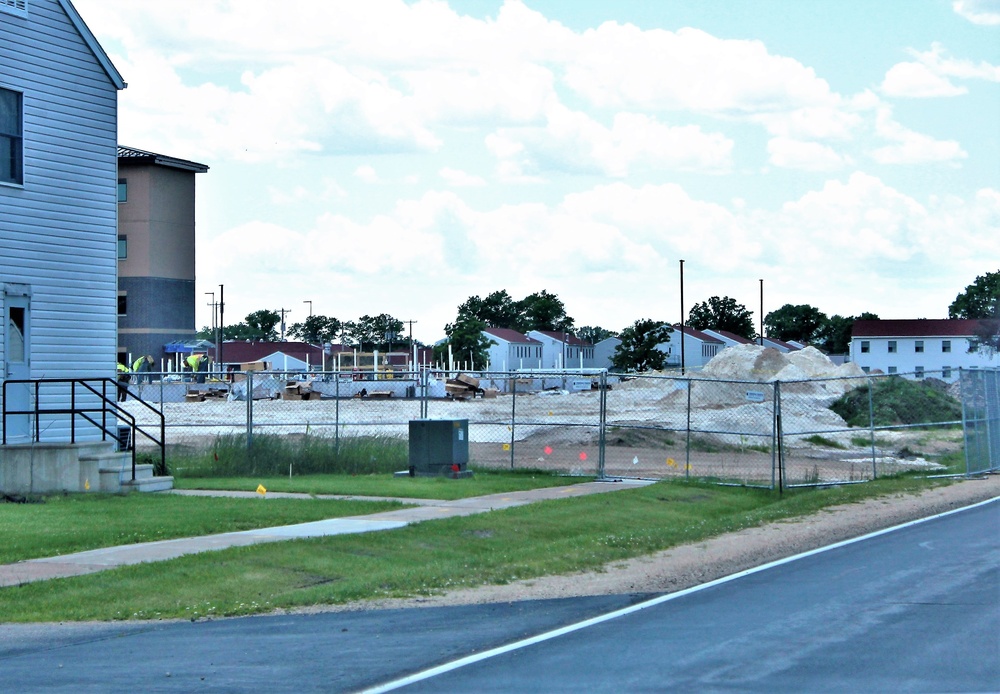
[357,496,999,694]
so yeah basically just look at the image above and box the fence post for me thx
[509,374,517,470]
[246,370,254,452]
[775,380,783,494]
[335,370,341,453]
[684,378,692,479]
[867,374,877,479]
[597,370,607,479]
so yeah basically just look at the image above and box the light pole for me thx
[679,259,686,375]
[205,291,217,365]
[303,300,313,318]
[759,279,764,347]
[218,284,224,366]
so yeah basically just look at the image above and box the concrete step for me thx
[121,476,174,493]
[99,463,156,492]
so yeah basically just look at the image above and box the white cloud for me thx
[562,25,839,114]
[354,165,380,183]
[490,106,733,177]
[881,43,1000,99]
[439,168,487,187]
[953,0,1000,25]
[767,138,850,171]
[869,109,967,164]
[880,62,967,98]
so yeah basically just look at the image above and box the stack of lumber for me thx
[445,373,483,400]
[281,381,313,401]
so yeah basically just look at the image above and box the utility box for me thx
[406,419,472,477]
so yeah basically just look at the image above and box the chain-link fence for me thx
[119,366,995,487]
[960,368,1000,475]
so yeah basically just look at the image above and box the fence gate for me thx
[960,368,1000,475]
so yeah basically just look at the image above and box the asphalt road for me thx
[1,500,996,693]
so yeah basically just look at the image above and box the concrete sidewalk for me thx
[0,479,653,588]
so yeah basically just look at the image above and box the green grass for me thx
[0,474,954,622]
[0,494,403,564]
[173,434,408,477]
[175,469,589,500]
[830,376,962,428]
[803,434,847,449]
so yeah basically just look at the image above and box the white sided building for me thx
[526,330,596,370]
[482,328,543,372]
[1,0,125,442]
[849,319,998,380]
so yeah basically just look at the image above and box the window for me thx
[117,178,127,202]
[860,341,870,353]
[861,366,870,374]
[915,340,924,353]
[888,366,897,374]
[117,235,127,259]
[117,294,127,316]
[942,340,951,353]
[0,87,23,185]
[887,340,897,354]
[915,366,924,378]
[942,366,951,379]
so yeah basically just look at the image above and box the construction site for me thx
[117,344,982,487]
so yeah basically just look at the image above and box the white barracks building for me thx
[850,319,998,381]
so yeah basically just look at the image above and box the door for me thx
[3,291,31,442]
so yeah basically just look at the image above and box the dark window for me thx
[117,235,127,259]
[942,340,951,353]
[888,366,897,374]
[942,366,951,379]
[0,87,23,185]
[887,340,897,354]
[860,341,870,353]
[915,340,924,353]
[117,294,127,316]
[117,178,127,202]
[915,366,924,378]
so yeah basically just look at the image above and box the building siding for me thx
[0,0,122,440]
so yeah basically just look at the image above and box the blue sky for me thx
[74,0,1000,344]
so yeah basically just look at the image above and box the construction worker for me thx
[116,362,131,401]
[132,354,154,385]
[186,353,206,384]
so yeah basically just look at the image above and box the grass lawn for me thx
[0,474,954,622]
[174,469,591,499]
[0,494,404,564]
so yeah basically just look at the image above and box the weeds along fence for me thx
[121,367,997,488]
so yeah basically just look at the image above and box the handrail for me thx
[1,377,166,482]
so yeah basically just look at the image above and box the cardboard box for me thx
[455,373,480,388]
[482,388,499,399]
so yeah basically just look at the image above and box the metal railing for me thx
[1,377,166,481]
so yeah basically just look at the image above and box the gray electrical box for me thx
[407,419,472,477]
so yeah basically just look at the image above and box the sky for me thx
[73,0,1000,345]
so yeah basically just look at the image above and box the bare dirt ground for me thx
[300,473,999,614]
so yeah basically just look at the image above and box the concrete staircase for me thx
[81,444,174,493]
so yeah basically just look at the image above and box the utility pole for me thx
[205,291,217,366]
[303,300,313,318]
[279,307,292,341]
[218,284,224,366]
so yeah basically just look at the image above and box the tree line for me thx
[198,270,998,370]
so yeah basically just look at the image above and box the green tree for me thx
[687,296,757,340]
[817,312,879,354]
[457,290,520,329]
[764,304,827,343]
[948,271,1000,319]
[949,271,1000,354]
[517,289,574,332]
[434,316,496,369]
[347,314,404,351]
[288,315,343,345]
[576,325,616,344]
[611,319,673,372]
[245,309,281,341]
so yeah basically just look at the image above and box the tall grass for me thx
[174,434,407,478]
